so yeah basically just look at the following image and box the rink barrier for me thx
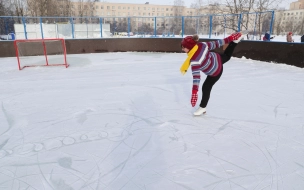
[0,38,303,68]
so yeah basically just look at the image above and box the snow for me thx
[0,52,304,190]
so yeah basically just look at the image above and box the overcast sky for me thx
[100,0,294,9]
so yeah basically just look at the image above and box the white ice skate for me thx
[193,107,207,116]
[233,30,248,43]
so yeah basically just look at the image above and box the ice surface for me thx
[0,52,304,189]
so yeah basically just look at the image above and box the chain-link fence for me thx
[0,11,274,40]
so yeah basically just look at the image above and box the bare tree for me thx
[76,0,96,23]
[190,0,205,16]
[273,9,284,35]
[10,0,27,23]
[173,0,185,35]
[0,0,15,34]
[26,0,58,17]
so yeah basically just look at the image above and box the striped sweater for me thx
[191,39,225,92]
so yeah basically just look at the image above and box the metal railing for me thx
[0,11,274,40]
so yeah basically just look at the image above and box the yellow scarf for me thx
[180,45,198,75]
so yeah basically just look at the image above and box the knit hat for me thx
[181,36,197,50]
[288,32,292,35]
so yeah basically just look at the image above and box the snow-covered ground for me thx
[0,52,304,190]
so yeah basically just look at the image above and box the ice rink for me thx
[1,52,304,190]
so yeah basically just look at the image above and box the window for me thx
[112,6,115,9]
[166,8,168,11]
[123,6,126,9]
[96,6,98,9]
[143,13,146,16]
[144,7,146,10]
[118,6,121,9]
[138,7,140,10]
[107,6,110,10]
[107,12,110,15]
[101,6,103,9]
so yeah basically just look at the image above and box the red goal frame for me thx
[14,38,69,70]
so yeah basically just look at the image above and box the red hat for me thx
[288,32,292,35]
[181,36,197,50]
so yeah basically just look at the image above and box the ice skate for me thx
[233,30,248,43]
[193,107,207,116]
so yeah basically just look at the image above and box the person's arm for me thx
[190,64,201,107]
[200,32,242,51]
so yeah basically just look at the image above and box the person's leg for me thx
[221,42,238,64]
[199,69,223,108]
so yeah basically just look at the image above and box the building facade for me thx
[289,0,304,10]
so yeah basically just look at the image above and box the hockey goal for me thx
[14,38,69,70]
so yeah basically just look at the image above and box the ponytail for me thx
[192,34,199,42]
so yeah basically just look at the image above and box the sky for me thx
[99,0,295,9]
[0,44,304,189]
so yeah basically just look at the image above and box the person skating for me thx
[180,31,246,116]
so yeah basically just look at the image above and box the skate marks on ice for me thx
[0,102,169,189]
[182,114,304,189]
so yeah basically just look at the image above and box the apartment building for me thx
[70,1,201,34]
[274,8,304,34]
[71,2,197,17]
[289,0,304,10]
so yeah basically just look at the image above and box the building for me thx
[70,1,203,35]
[289,0,304,10]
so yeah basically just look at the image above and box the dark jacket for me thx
[301,35,304,42]
[263,33,270,41]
